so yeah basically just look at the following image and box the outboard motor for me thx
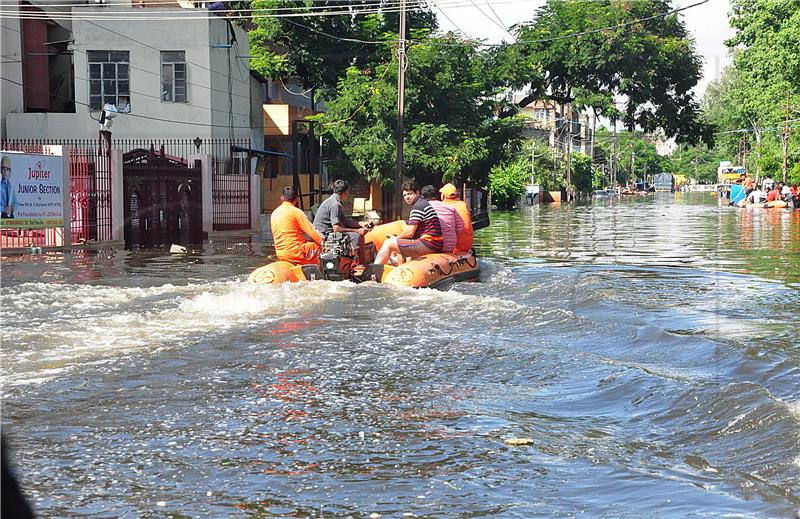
[320,232,356,281]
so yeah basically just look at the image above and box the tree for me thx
[594,128,670,184]
[311,33,524,187]
[570,152,593,193]
[693,1,800,183]
[488,159,530,209]
[248,0,437,93]
[506,0,712,145]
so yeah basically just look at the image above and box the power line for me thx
[482,0,516,40]
[0,0,437,21]
[7,0,425,10]
[467,0,514,40]
[280,16,391,45]
[422,0,712,47]
[0,76,257,130]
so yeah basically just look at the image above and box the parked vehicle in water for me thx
[654,173,675,192]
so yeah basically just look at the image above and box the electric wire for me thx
[1,76,258,129]
[467,0,514,40]
[0,0,713,52]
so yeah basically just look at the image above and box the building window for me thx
[534,108,548,122]
[88,50,129,109]
[161,51,186,102]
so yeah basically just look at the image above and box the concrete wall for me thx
[1,3,25,140]
[5,8,254,141]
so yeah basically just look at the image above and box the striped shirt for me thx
[408,198,443,251]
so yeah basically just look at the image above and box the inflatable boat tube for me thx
[248,219,479,288]
[364,220,408,253]
[382,249,479,289]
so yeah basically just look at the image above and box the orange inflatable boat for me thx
[248,220,479,289]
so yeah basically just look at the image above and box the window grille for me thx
[88,50,129,109]
[161,51,187,102]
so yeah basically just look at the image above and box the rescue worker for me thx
[270,185,323,265]
[439,183,473,252]
[374,181,442,265]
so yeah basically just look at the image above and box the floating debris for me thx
[504,438,535,446]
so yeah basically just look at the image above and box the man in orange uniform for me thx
[270,185,323,265]
[439,183,473,252]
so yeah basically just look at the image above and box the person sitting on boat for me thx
[374,181,443,265]
[745,185,768,205]
[271,185,323,265]
[778,182,791,201]
[766,185,781,202]
[426,185,463,254]
[439,182,474,252]
[313,179,371,261]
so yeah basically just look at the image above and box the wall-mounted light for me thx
[193,137,203,151]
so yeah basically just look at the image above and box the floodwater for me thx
[2,192,798,517]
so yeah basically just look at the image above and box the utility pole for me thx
[611,119,618,191]
[394,0,407,220]
[565,101,572,202]
[782,94,791,183]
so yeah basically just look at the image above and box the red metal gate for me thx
[212,147,251,230]
[122,146,203,249]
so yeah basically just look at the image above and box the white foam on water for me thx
[784,400,800,421]
[2,278,414,386]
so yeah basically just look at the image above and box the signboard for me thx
[0,151,65,229]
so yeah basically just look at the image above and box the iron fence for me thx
[113,138,252,231]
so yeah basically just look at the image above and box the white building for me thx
[1,0,263,143]
[517,97,595,157]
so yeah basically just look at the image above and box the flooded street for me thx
[2,192,799,517]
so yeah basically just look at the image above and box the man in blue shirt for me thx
[1,155,17,218]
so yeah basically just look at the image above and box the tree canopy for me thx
[699,0,800,184]
[248,0,437,94]
[311,33,524,187]
[506,0,712,145]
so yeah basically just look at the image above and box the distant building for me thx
[516,97,595,157]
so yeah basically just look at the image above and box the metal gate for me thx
[212,146,251,230]
[122,146,202,249]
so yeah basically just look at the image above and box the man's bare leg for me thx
[374,237,399,265]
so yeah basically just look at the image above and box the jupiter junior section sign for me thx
[0,151,65,228]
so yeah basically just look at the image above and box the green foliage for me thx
[594,128,671,183]
[248,0,437,93]
[489,159,531,209]
[669,145,728,183]
[700,0,800,182]
[509,0,712,145]
[312,34,524,187]
[570,152,593,193]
